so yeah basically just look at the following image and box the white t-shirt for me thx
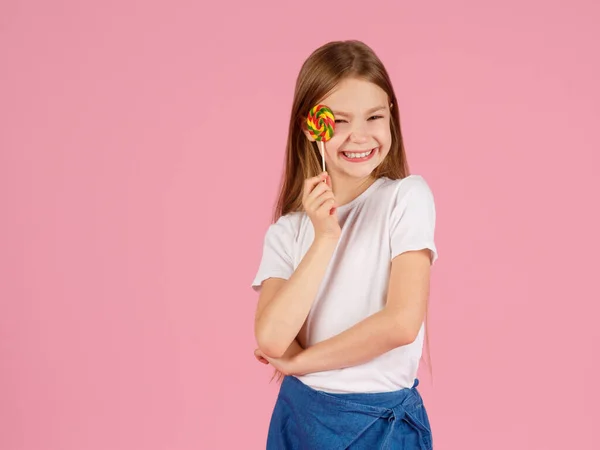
[251,175,438,393]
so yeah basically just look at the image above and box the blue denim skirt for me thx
[267,375,432,449]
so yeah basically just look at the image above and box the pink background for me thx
[1,1,599,449]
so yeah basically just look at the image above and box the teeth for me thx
[343,149,373,159]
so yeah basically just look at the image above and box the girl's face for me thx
[305,77,392,181]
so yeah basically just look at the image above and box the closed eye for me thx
[335,116,383,123]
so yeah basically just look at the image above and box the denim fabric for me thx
[266,376,432,449]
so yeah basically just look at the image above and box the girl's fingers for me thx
[305,180,333,210]
[254,349,269,364]
[309,191,335,212]
[255,355,268,364]
[302,173,329,203]
[316,198,336,217]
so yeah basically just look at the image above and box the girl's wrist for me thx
[290,350,310,376]
[313,234,340,249]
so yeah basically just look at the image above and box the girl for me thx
[251,40,438,450]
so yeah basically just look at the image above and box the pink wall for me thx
[1,1,599,449]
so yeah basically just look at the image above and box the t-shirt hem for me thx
[391,243,438,265]
[251,271,292,292]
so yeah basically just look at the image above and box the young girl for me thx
[251,40,437,450]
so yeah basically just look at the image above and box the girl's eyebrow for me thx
[332,105,387,117]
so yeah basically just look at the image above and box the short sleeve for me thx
[390,176,438,264]
[251,216,295,292]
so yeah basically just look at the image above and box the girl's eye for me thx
[334,116,383,124]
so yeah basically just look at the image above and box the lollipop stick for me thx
[318,141,326,172]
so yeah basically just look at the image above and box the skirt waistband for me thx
[275,376,431,449]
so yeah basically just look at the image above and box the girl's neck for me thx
[330,174,378,208]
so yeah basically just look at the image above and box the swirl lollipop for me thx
[306,104,335,172]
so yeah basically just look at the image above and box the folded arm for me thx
[255,237,338,359]
[293,249,432,375]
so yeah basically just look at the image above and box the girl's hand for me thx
[254,351,269,365]
[302,172,341,241]
[254,348,302,376]
[254,338,306,376]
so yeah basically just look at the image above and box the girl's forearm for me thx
[293,309,411,375]
[256,237,338,358]
[286,338,304,356]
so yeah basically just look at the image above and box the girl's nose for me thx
[349,123,368,144]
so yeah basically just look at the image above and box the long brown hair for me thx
[269,40,433,383]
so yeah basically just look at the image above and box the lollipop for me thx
[306,104,335,172]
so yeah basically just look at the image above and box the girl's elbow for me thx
[255,329,287,359]
[259,342,286,359]
[391,324,420,347]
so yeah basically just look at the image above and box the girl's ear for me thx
[390,102,394,110]
[301,121,317,142]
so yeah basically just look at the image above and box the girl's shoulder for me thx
[383,174,431,190]
[380,174,434,203]
[265,210,304,243]
[273,210,304,228]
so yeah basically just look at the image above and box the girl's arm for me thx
[254,235,338,359]
[291,249,431,375]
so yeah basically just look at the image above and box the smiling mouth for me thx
[340,148,377,162]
